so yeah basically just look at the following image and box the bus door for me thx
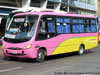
[36,16,56,40]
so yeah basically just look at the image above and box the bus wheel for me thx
[77,45,84,55]
[36,49,46,63]
[9,57,18,61]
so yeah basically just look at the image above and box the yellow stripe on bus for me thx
[52,36,98,55]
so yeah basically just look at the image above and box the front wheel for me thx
[36,49,46,63]
[77,45,84,55]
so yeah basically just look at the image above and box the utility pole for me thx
[67,0,70,12]
[16,0,20,7]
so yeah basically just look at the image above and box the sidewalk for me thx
[0,48,3,54]
[0,46,3,52]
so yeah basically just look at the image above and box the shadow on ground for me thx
[2,50,93,63]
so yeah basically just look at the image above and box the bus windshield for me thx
[5,15,38,40]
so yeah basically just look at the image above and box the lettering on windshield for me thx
[14,18,25,22]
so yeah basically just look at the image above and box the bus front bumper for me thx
[3,48,37,59]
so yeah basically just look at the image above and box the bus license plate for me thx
[12,51,18,54]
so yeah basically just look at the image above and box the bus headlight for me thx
[25,44,32,49]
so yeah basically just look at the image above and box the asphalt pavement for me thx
[0,44,100,75]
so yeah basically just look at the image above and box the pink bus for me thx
[2,10,98,62]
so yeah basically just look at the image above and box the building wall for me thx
[0,0,98,17]
[70,0,97,16]
[97,0,100,18]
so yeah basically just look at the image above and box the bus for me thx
[2,10,99,62]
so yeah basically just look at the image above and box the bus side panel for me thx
[82,36,98,50]
[52,36,98,55]
[35,33,98,56]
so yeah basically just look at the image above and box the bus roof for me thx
[11,7,66,13]
[14,8,96,18]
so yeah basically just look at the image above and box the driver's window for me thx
[39,20,47,33]
[36,16,55,41]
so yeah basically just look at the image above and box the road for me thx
[0,44,100,75]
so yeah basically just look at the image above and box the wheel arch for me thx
[38,47,47,56]
[80,44,85,50]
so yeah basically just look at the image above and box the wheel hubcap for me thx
[38,52,43,59]
[80,47,83,54]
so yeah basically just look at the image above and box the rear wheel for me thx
[36,49,46,63]
[9,57,18,61]
[77,45,84,55]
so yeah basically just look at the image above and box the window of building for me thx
[47,2,54,9]
[30,0,40,7]
[0,0,22,7]
[79,0,86,3]
[87,0,94,5]
[62,0,68,3]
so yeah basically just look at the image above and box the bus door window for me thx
[36,16,55,40]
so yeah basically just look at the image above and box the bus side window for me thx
[72,18,79,33]
[63,18,71,33]
[36,16,55,41]
[79,19,84,33]
[86,19,90,32]
[56,18,63,34]
[85,19,96,33]
[90,19,96,32]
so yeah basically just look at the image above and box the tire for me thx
[36,49,46,63]
[9,57,18,61]
[77,45,84,55]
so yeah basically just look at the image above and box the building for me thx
[22,0,97,16]
[96,0,100,35]
[97,0,100,20]
[0,0,98,23]
[0,0,97,16]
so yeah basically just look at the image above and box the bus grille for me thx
[7,47,23,50]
